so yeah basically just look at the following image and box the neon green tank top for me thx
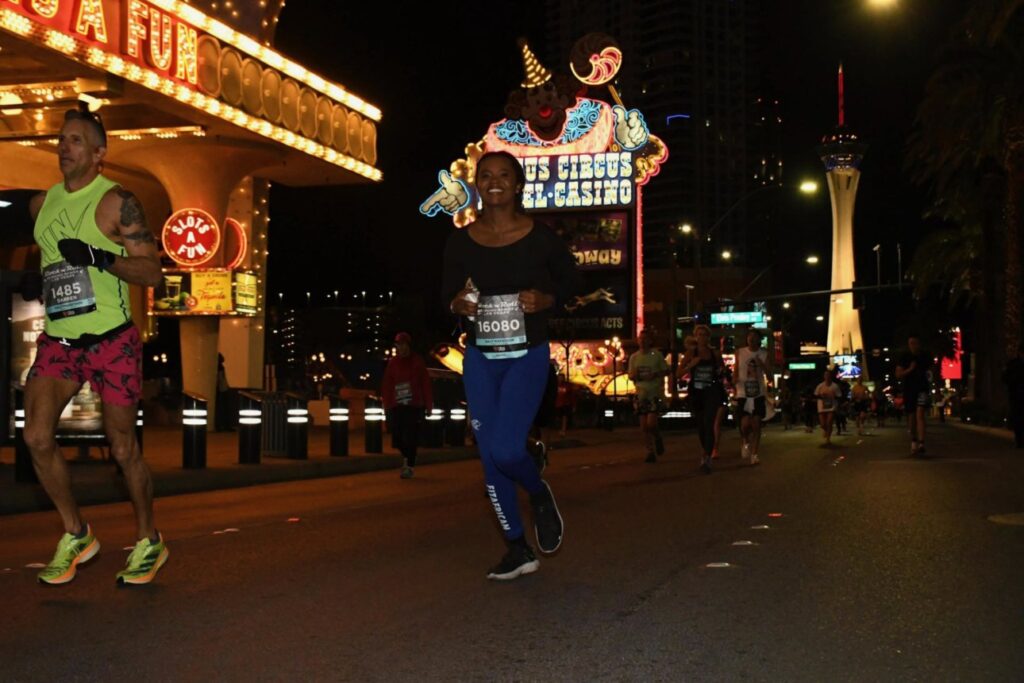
[34,174,131,339]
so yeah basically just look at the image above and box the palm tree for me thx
[906,0,1024,413]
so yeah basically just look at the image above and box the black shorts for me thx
[904,391,930,414]
[854,400,871,414]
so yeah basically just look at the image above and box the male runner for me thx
[24,107,167,585]
[895,334,932,456]
[628,329,669,463]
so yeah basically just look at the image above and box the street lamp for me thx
[677,178,820,307]
[783,302,791,309]
[805,255,820,265]
[721,250,733,261]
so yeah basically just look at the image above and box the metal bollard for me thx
[182,392,208,469]
[446,405,466,446]
[13,389,37,483]
[237,392,262,464]
[329,396,349,457]
[364,396,384,453]
[136,407,144,450]
[285,394,308,460]
[421,408,445,448]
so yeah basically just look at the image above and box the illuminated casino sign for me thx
[420,33,668,347]
[521,152,634,210]
[161,208,219,267]
[0,0,382,178]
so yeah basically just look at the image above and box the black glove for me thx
[18,271,42,302]
[58,238,115,271]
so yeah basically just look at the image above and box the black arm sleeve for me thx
[546,228,584,308]
[441,231,465,312]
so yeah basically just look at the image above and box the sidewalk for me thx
[0,424,598,516]
[0,425,482,516]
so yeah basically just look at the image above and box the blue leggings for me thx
[463,344,548,540]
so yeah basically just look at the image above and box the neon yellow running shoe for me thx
[38,524,100,585]
[116,534,169,586]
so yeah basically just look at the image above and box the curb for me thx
[0,448,479,516]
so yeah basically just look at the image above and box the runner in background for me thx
[734,329,770,465]
[381,332,433,479]
[895,334,932,456]
[680,325,727,474]
[627,329,669,463]
[851,375,871,436]
[814,370,843,447]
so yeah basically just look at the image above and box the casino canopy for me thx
[0,0,381,186]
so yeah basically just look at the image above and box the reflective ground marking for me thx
[731,540,756,546]
[988,513,1024,526]
[832,455,846,466]
[25,563,45,569]
[705,562,733,568]
[287,517,301,523]
[751,525,770,530]
[768,513,784,518]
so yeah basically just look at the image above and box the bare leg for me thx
[712,405,725,454]
[915,406,927,444]
[642,416,655,452]
[750,416,762,454]
[24,376,85,534]
[103,403,155,541]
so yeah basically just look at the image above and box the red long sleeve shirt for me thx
[381,353,433,411]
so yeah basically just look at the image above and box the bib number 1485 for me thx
[50,283,83,299]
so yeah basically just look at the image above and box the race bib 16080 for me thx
[43,261,96,320]
[475,293,528,359]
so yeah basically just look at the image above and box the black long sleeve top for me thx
[441,221,583,349]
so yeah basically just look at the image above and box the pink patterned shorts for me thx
[28,325,142,406]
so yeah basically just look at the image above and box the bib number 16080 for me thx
[478,319,521,334]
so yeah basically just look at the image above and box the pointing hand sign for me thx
[420,170,470,217]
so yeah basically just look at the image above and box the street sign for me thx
[710,311,765,325]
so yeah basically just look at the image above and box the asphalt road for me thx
[1,421,1022,682]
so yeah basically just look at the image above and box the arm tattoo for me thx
[122,230,156,244]
[116,189,149,230]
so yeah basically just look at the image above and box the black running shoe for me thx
[486,542,539,581]
[645,450,657,463]
[531,480,564,554]
[655,433,665,456]
[700,456,712,475]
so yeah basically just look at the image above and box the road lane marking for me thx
[705,562,733,568]
[988,513,1024,526]
[732,541,756,546]
[25,563,45,568]
[751,525,770,530]
[768,512,784,518]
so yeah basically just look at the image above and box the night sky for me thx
[266,1,968,334]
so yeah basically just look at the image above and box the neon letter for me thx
[124,0,147,57]
[29,0,58,19]
[75,0,109,43]
[175,23,197,83]
[148,8,173,70]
